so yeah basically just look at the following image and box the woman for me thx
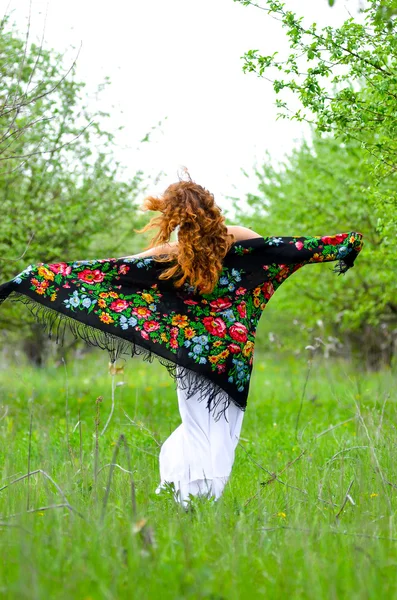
[123,181,264,507]
[118,178,363,507]
[0,177,364,508]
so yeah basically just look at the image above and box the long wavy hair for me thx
[135,178,235,295]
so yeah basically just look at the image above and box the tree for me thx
[0,17,145,363]
[232,132,396,368]
[234,0,396,270]
[231,0,397,366]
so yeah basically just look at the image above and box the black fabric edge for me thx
[0,288,245,422]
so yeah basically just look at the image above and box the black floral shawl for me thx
[0,232,364,420]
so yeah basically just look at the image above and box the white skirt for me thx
[155,368,245,507]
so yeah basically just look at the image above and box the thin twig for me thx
[376,393,390,442]
[123,410,161,447]
[354,398,393,513]
[100,433,137,520]
[27,411,32,511]
[7,503,74,518]
[97,463,135,476]
[78,408,83,473]
[0,469,85,519]
[0,230,35,263]
[94,396,102,497]
[335,479,355,520]
[0,41,83,121]
[279,449,307,476]
[326,446,369,464]
[260,525,397,542]
[314,417,356,440]
[62,357,74,467]
[237,441,273,477]
[242,445,309,507]
[295,358,312,439]
[0,522,32,534]
[121,435,136,518]
[101,364,116,436]
[386,481,397,491]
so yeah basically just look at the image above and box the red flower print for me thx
[295,240,304,250]
[118,264,130,275]
[261,281,274,300]
[143,320,160,332]
[184,299,199,305]
[321,233,348,245]
[49,262,72,276]
[237,301,247,319]
[276,267,290,282]
[229,322,248,343]
[170,326,179,337]
[132,306,152,319]
[292,263,303,273]
[236,287,247,295]
[109,299,130,313]
[62,283,71,288]
[228,343,241,354]
[202,317,227,338]
[217,363,226,374]
[170,338,178,349]
[141,330,149,340]
[209,297,232,312]
[78,269,105,284]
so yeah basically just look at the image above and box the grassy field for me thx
[0,348,396,599]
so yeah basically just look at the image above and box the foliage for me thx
[231,0,397,366]
[232,132,396,367]
[328,0,397,27]
[0,18,145,354]
[234,0,397,269]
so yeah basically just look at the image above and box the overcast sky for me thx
[3,0,358,213]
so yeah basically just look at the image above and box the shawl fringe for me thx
[332,259,353,275]
[0,289,240,422]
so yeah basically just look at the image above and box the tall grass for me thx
[0,349,396,599]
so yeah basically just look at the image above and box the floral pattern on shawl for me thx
[6,232,364,410]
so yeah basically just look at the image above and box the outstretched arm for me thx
[119,240,178,260]
[261,232,364,274]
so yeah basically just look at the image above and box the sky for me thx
[2,0,359,213]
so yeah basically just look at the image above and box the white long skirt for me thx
[155,368,245,507]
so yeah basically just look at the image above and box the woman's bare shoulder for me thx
[226,225,263,241]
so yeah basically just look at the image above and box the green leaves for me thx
[0,18,145,354]
[238,0,397,183]
[236,0,397,362]
[233,132,396,367]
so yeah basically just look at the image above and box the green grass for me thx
[0,349,396,599]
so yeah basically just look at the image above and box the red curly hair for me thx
[135,180,236,295]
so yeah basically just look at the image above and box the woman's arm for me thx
[226,225,262,241]
[119,240,178,260]
[120,225,262,260]
[262,232,364,273]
